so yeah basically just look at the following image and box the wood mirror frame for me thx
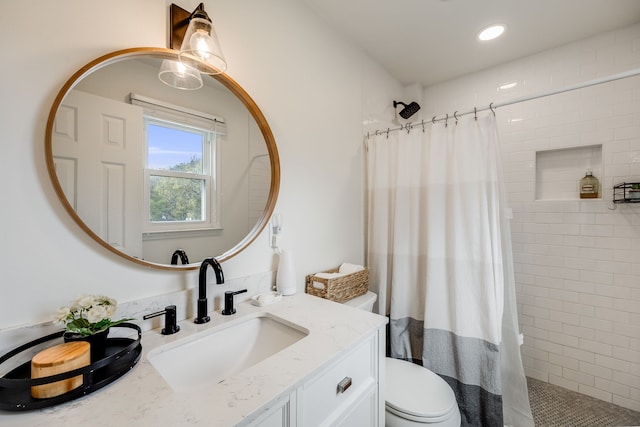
[45,47,280,270]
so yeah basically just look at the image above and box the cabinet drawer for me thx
[300,337,375,426]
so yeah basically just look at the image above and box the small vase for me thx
[63,328,110,362]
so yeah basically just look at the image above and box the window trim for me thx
[131,94,223,234]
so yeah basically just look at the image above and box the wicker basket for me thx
[305,267,369,303]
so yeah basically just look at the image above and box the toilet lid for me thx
[385,358,457,420]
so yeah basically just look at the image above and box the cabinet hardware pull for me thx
[337,376,352,393]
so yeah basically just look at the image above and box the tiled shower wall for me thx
[422,23,640,411]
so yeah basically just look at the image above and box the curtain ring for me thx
[445,113,449,128]
[406,123,412,134]
[432,116,437,124]
[489,102,496,116]
[421,119,425,132]
[386,128,390,138]
[454,111,459,125]
[474,107,477,120]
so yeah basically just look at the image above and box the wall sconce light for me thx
[170,3,227,75]
[158,59,203,90]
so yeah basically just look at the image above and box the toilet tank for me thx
[343,291,377,312]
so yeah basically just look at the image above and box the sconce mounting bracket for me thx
[169,3,205,50]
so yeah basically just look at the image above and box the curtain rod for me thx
[367,67,640,138]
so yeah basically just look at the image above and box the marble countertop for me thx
[0,293,387,427]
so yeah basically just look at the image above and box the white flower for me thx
[104,303,116,318]
[86,305,109,323]
[53,307,71,325]
[76,294,96,309]
[55,294,131,336]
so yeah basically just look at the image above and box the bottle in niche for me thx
[579,170,599,199]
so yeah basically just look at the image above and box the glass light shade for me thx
[178,17,227,75]
[158,60,203,90]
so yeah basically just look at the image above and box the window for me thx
[131,94,224,233]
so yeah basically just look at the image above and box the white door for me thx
[52,90,143,258]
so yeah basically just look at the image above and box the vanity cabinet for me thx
[250,329,383,427]
[247,394,294,427]
[0,295,387,427]
[297,332,379,426]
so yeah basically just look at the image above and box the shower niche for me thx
[535,145,602,200]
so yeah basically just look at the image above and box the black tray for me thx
[0,323,141,411]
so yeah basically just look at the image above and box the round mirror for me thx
[45,47,280,270]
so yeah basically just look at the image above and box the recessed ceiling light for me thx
[499,82,517,90]
[478,25,506,41]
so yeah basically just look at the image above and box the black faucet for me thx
[221,289,248,315]
[195,257,224,324]
[170,249,190,265]
[143,305,180,335]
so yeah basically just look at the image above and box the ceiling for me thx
[301,0,640,87]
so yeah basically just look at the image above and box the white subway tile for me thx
[535,318,564,333]
[524,367,549,382]
[548,374,580,392]
[580,315,613,333]
[594,330,631,348]
[613,370,640,389]
[564,324,596,340]
[534,359,563,377]
[612,395,640,412]
[595,354,630,372]
[563,366,595,385]
[612,346,640,363]
[549,353,580,370]
[597,307,631,323]
[580,361,613,380]
[563,279,596,294]
[594,377,630,398]
[613,297,640,314]
[550,310,580,326]
[613,322,640,339]
[548,289,581,303]
[578,383,613,402]
[579,338,613,356]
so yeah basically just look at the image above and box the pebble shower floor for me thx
[527,377,640,426]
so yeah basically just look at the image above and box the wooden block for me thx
[31,341,90,399]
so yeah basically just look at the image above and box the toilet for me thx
[344,292,462,426]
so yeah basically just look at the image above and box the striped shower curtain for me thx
[366,113,533,427]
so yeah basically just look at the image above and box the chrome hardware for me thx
[337,376,352,394]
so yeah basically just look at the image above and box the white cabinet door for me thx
[335,385,377,427]
[298,334,378,427]
[248,393,295,427]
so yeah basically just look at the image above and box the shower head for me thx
[393,101,421,119]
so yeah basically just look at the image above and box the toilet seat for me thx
[385,357,458,423]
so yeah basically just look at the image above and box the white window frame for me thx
[130,94,224,235]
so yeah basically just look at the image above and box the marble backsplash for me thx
[0,271,276,360]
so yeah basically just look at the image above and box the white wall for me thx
[0,0,400,330]
[421,24,640,411]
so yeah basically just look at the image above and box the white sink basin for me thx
[146,312,308,392]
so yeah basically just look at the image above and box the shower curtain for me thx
[366,114,534,427]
